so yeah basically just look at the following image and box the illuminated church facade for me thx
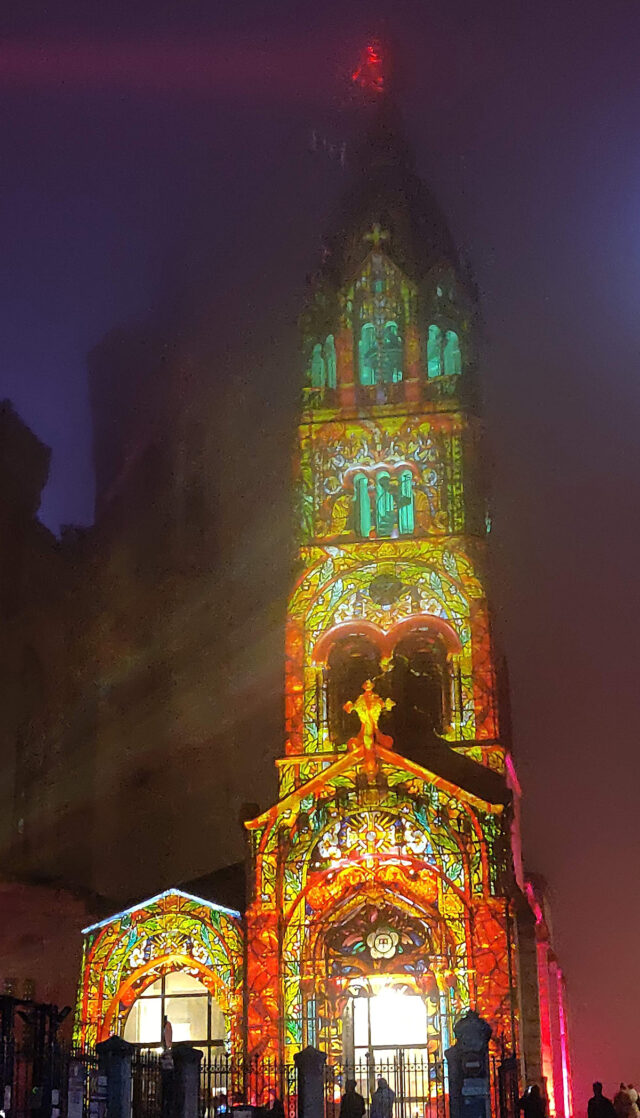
[74,55,573,1118]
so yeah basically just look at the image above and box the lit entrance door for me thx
[346,986,443,1118]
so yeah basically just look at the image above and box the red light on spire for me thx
[352,40,386,94]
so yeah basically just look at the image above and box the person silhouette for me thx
[371,1077,395,1118]
[519,1084,546,1118]
[340,1079,365,1118]
[589,1082,616,1118]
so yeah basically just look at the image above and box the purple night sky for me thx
[1,0,639,1104]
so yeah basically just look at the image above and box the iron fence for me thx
[131,1048,162,1118]
[1,1041,99,1118]
[325,1055,447,1118]
[496,1055,519,1118]
[199,1056,297,1118]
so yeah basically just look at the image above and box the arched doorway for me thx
[122,971,226,1056]
[341,978,446,1116]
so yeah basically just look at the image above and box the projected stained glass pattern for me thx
[245,752,515,1064]
[74,889,243,1053]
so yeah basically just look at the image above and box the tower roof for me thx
[318,82,460,291]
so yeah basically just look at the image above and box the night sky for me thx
[2,0,639,1105]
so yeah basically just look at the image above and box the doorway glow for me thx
[354,987,429,1050]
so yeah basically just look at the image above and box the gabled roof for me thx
[81,887,241,935]
[245,739,508,832]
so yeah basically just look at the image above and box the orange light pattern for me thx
[246,746,516,1064]
[246,233,519,1072]
[74,890,243,1052]
[283,538,499,766]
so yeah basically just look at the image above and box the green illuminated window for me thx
[382,321,403,383]
[444,330,462,376]
[427,325,443,378]
[375,470,395,537]
[359,324,376,385]
[353,473,372,537]
[311,342,325,388]
[398,469,414,535]
[324,334,337,389]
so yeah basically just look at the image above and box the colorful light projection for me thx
[74,889,243,1052]
[295,414,464,545]
[245,750,517,1065]
[283,539,499,774]
[302,251,466,413]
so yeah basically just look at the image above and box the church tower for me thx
[245,43,572,1116]
[71,42,573,1118]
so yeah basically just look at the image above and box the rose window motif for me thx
[366,926,400,959]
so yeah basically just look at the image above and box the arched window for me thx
[381,321,403,383]
[353,472,372,538]
[444,330,462,377]
[375,470,395,537]
[123,971,225,1054]
[359,323,377,386]
[327,636,381,744]
[324,334,337,389]
[397,469,414,535]
[311,343,325,389]
[387,632,451,753]
[427,325,443,378]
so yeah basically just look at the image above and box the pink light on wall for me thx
[557,967,574,1118]
[537,940,557,1117]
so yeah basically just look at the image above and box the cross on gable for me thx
[363,223,390,249]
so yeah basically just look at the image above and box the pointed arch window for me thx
[398,469,415,535]
[375,470,395,537]
[382,321,403,383]
[311,342,326,389]
[427,325,443,378]
[358,323,377,386]
[324,334,337,389]
[444,330,462,377]
[353,472,372,538]
[123,971,226,1053]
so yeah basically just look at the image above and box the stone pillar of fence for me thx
[96,1035,134,1118]
[294,1046,327,1118]
[171,1043,203,1118]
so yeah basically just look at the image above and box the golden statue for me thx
[344,680,395,775]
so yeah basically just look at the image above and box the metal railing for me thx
[199,1055,297,1118]
[325,1054,447,1118]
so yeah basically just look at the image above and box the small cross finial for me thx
[364,223,390,250]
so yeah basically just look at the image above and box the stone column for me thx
[96,1035,134,1118]
[171,1043,203,1118]
[294,1046,326,1118]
